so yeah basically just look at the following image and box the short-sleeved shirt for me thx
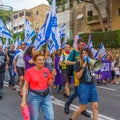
[0,52,6,73]
[24,67,52,90]
[16,50,25,67]
[75,61,93,84]
[24,55,35,70]
[67,49,81,69]
[67,49,80,62]
[45,57,53,73]
[8,50,15,66]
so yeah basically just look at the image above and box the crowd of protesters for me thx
[0,38,120,120]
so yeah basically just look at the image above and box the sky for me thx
[2,0,49,11]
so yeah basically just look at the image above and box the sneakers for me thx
[64,103,70,114]
[0,93,3,99]
[81,110,91,118]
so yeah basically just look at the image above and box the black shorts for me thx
[16,67,24,76]
[62,70,71,83]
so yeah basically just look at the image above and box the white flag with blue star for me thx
[24,19,36,45]
[59,23,66,39]
[45,0,60,51]
[0,18,12,39]
[88,33,98,59]
[34,23,47,50]
[96,43,106,60]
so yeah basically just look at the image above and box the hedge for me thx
[67,30,120,48]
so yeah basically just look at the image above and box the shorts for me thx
[77,83,98,104]
[62,70,70,83]
[16,66,24,76]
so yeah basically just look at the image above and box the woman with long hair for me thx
[24,46,36,71]
[70,47,98,120]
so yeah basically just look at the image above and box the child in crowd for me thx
[114,63,120,84]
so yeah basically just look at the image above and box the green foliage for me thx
[67,39,74,47]
[87,15,99,21]
[68,30,120,48]
[0,9,11,23]
[12,31,24,42]
[47,0,67,6]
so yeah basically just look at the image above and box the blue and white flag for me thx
[0,18,12,39]
[34,13,49,50]
[97,43,106,60]
[88,33,98,59]
[45,0,60,51]
[34,23,47,50]
[88,33,93,50]
[47,38,55,54]
[24,19,36,45]
[59,23,65,39]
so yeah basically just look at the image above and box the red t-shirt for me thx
[24,67,52,90]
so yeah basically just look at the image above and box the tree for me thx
[81,0,105,32]
[0,9,11,23]
[106,0,112,31]
[47,0,67,6]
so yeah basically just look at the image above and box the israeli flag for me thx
[97,43,106,60]
[59,23,66,39]
[34,23,47,50]
[24,19,36,45]
[48,38,55,54]
[45,0,60,51]
[88,33,98,59]
[0,18,12,39]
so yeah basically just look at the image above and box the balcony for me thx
[87,15,99,24]
[87,15,107,25]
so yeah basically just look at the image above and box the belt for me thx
[29,88,49,97]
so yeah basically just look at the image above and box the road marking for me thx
[97,86,116,91]
[4,81,116,120]
[53,98,116,120]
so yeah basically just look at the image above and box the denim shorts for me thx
[77,83,98,104]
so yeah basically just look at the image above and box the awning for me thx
[77,14,83,20]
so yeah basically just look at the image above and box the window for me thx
[19,24,24,29]
[19,12,24,17]
[13,26,18,30]
[87,10,93,17]
[118,8,120,16]
[26,12,32,17]
[36,11,39,15]
[13,15,18,19]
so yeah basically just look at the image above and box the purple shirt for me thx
[24,55,35,70]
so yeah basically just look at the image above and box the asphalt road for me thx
[0,72,120,120]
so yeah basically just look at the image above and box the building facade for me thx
[57,2,73,40]
[29,4,50,32]
[12,4,50,33]
[73,0,120,36]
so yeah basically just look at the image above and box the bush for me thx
[67,30,120,48]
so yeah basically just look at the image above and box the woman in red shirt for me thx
[20,51,56,120]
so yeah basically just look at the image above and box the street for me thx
[0,77,120,120]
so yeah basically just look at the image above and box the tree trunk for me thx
[92,0,105,32]
[106,0,112,31]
